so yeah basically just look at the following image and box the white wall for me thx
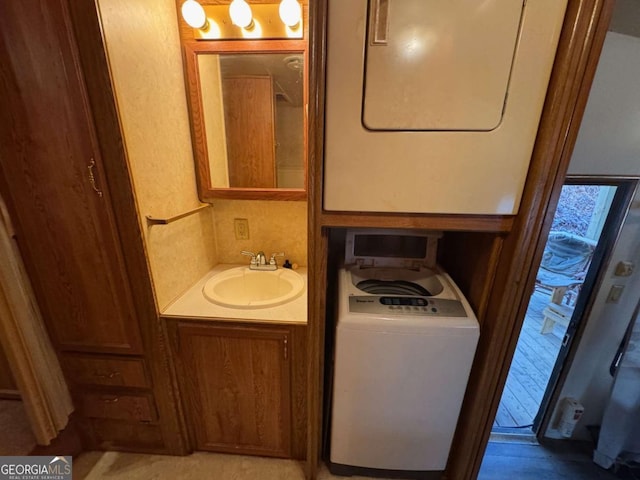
[568,33,640,177]
[545,32,640,439]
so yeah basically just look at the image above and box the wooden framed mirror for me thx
[184,39,308,201]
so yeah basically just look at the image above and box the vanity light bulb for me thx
[181,0,207,29]
[229,0,253,29]
[279,0,301,27]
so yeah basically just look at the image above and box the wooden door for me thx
[178,323,291,457]
[0,0,142,354]
[222,75,277,188]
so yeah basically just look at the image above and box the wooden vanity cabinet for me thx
[169,320,307,459]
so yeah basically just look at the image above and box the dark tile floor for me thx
[479,437,634,480]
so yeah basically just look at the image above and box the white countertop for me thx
[161,264,308,325]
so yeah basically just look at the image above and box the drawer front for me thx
[86,418,165,452]
[61,354,149,388]
[79,393,156,422]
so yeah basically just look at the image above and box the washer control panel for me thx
[348,296,467,317]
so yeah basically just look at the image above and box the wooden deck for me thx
[493,287,567,429]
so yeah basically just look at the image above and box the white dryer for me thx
[329,229,479,478]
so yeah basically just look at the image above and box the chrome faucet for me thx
[255,251,267,266]
[241,250,284,271]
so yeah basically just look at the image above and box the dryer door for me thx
[363,0,524,131]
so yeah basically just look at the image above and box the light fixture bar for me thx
[184,3,304,40]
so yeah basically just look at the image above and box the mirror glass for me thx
[196,52,305,192]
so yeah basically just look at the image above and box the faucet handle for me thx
[241,250,257,265]
[269,252,285,266]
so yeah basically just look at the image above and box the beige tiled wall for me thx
[97,0,218,310]
[212,200,307,267]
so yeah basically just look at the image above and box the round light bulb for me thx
[181,0,207,29]
[229,0,253,29]
[279,0,301,27]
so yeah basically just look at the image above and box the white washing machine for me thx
[329,229,479,478]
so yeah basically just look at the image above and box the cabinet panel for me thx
[0,0,142,353]
[178,323,291,458]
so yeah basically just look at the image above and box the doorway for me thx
[492,178,635,436]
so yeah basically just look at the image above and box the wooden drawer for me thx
[84,418,166,452]
[79,392,156,422]
[61,354,149,388]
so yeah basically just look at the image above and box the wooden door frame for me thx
[306,0,616,478]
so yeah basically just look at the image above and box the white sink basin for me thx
[202,267,304,309]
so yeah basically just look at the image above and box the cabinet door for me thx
[0,0,142,353]
[222,75,276,188]
[178,323,291,457]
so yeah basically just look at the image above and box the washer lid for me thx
[345,229,442,269]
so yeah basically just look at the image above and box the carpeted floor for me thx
[0,399,36,455]
[72,445,623,480]
[73,452,398,480]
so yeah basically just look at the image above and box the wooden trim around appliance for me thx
[306,0,328,475]
[321,212,514,232]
